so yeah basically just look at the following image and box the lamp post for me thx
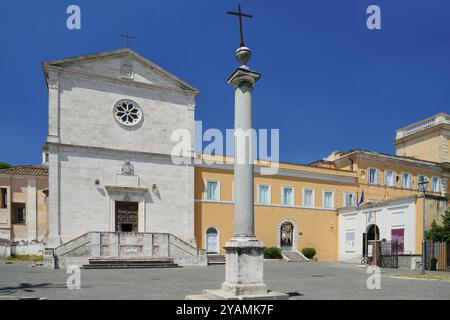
[418,176,429,274]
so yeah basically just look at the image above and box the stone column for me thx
[186,47,288,300]
[45,70,62,250]
[220,47,267,296]
[232,62,258,237]
[26,178,37,241]
[46,147,62,249]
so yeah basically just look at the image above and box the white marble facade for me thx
[44,49,198,247]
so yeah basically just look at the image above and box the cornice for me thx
[45,65,199,98]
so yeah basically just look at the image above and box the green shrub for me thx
[8,254,43,262]
[426,210,450,242]
[301,247,316,259]
[0,162,11,169]
[264,247,282,259]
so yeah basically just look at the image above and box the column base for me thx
[186,236,289,300]
[186,289,289,301]
[221,281,267,296]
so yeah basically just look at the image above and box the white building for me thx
[338,196,418,262]
[43,49,199,248]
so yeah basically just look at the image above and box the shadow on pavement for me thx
[0,282,66,295]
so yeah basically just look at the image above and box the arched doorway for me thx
[367,224,380,241]
[363,224,380,257]
[206,227,219,254]
[280,222,294,251]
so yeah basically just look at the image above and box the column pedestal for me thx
[221,237,267,296]
[186,237,288,300]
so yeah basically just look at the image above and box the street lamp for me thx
[418,176,429,274]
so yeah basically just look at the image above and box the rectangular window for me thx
[323,191,334,209]
[402,173,412,189]
[344,192,357,207]
[417,175,428,191]
[385,170,396,187]
[391,228,405,253]
[346,231,355,241]
[0,188,7,209]
[368,168,380,185]
[345,229,355,252]
[282,187,294,206]
[13,203,26,224]
[206,180,219,201]
[258,185,271,205]
[303,188,314,208]
[432,177,442,193]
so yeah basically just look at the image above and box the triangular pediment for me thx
[42,48,199,93]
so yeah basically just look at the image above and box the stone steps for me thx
[81,257,179,269]
[81,263,179,269]
[207,254,225,265]
[282,251,309,262]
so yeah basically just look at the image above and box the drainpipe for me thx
[9,173,13,241]
[421,193,426,274]
[35,179,38,240]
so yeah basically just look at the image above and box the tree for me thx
[0,162,11,169]
[426,210,450,242]
[442,209,450,241]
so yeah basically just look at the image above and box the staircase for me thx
[207,254,225,265]
[49,232,207,269]
[82,257,179,269]
[282,251,309,262]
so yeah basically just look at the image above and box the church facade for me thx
[43,49,198,248]
[1,49,449,264]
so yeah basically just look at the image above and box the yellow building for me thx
[395,112,450,163]
[195,157,358,261]
[195,113,450,261]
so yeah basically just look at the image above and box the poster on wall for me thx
[391,228,405,253]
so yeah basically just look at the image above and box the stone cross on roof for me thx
[120,30,136,48]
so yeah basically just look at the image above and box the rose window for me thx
[114,100,143,126]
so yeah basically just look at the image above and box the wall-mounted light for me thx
[94,179,101,189]
[152,184,158,193]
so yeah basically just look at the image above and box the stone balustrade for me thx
[396,113,450,139]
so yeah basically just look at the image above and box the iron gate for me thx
[379,240,399,268]
[425,241,449,271]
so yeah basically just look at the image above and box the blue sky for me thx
[1,0,449,165]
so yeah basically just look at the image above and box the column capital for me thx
[228,67,261,87]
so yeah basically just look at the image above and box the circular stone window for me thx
[114,100,143,127]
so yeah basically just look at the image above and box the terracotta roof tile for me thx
[0,165,48,176]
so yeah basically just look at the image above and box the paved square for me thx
[0,261,449,300]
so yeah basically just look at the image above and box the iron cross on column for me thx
[120,30,136,48]
[227,4,253,47]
